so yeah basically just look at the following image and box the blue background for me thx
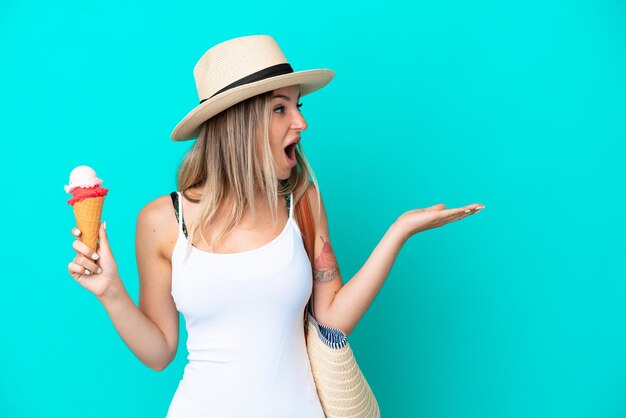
[1,0,625,417]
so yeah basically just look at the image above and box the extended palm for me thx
[399,203,484,237]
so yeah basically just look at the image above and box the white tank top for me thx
[166,191,324,418]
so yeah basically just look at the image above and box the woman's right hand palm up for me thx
[68,222,120,298]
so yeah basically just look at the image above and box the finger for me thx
[468,204,485,214]
[96,222,112,256]
[72,228,82,237]
[73,238,100,262]
[442,206,472,216]
[452,204,484,220]
[446,212,470,224]
[424,203,446,211]
[449,204,483,215]
[440,207,474,224]
[68,261,92,279]
[73,253,101,274]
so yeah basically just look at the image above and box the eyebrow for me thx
[272,93,301,101]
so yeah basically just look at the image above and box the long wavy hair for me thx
[175,89,321,257]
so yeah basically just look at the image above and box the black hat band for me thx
[199,63,294,104]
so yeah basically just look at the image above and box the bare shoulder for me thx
[303,181,329,236]
[300,181,330,243]
[136,193,179,262]
[304,181,322,213]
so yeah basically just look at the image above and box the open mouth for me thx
[284,143,297,162]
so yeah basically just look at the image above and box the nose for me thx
[291,110,307,132]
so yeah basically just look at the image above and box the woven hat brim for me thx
[170,69,335,141]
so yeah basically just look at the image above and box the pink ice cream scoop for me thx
[64,166,109,205]
[64,166,104,194]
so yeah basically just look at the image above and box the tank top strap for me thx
[170,191,187,238]
[171,191,290,238]
[286,191,293,219]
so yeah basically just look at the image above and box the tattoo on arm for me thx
[313,236,340,283]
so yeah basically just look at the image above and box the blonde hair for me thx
[175,90,321,257]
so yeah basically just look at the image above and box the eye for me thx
[273,102,303,114]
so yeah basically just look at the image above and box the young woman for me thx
[67,35,484,417]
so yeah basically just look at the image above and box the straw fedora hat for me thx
[170,35,335,141]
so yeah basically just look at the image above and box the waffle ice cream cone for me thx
[73,196,105,252]
[65,166,109,252]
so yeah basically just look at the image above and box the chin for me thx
[277,168,292,181]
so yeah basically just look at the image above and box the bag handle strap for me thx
[294,188,316,324]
